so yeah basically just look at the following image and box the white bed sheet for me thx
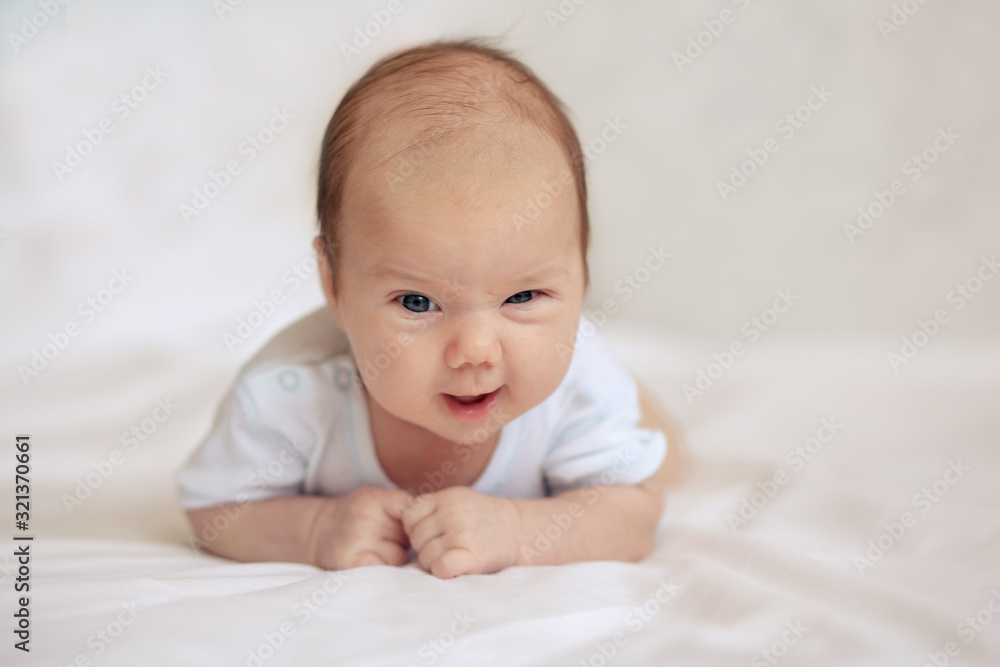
[6,322,999,666]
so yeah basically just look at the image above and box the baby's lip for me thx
[441,387,502,423]
[446,389,500,404]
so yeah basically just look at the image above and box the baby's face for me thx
[322,128,585,447]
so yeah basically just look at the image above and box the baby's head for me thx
[314,40,590,446]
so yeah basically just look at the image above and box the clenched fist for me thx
[310,485,414,570]
[400,486,524,579]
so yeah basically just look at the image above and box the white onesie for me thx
[176,309,666,509]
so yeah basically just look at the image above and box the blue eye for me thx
[398,294,438,313]
[506,290,536,304]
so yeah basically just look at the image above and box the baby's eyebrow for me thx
[367,264,571,287]
[366,266,439,286]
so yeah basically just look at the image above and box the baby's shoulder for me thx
[234,353,356,423]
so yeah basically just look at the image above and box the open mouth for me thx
[442,388,502,423]
[451,393,491,405]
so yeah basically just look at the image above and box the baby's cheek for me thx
[514,341,572,406]
[389,353,444,407]
[354,324,424,375]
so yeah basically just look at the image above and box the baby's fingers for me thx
[382,489,416,522]
[352,551,386,568]
[429,547,479,579]
[352,540,409,568]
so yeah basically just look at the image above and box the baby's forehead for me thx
[351,53,566,169]
[341,122,578,260]
[375,121,565,187]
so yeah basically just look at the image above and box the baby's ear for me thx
[313,236,340,317]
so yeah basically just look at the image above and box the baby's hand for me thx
[311,486,413,570]
[401,487,523,579]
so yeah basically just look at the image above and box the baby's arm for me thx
[186,486,413,569]
[512,381,685,565]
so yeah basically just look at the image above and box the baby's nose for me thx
[444,319,501,369]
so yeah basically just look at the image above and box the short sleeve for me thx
[176,377,311,509]
[542,332,667,496]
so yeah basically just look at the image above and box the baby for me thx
[178,40,683,579]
